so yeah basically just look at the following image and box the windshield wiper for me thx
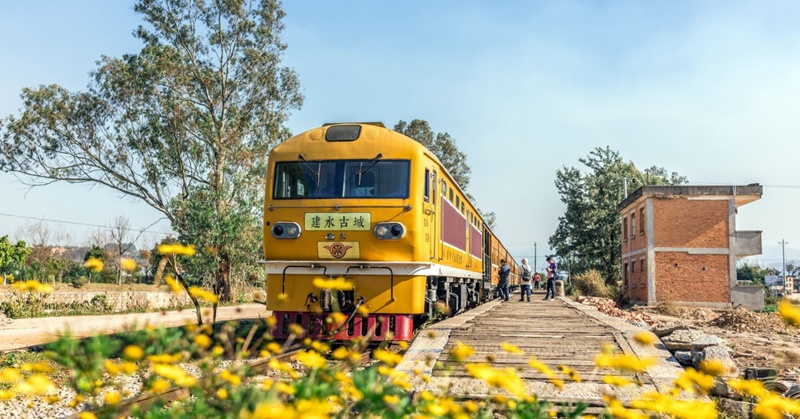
[357,153,382,185]
[298,154,320,187]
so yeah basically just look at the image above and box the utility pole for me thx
[780,239,789,286]
[533,242,537,273]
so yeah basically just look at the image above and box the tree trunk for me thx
[217,252,232,303]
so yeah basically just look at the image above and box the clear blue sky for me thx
[1,1,799,268]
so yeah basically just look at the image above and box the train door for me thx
[423,168,437,260]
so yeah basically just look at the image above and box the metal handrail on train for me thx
[281,264,328,294]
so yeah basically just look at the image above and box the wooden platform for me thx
[432,293,651,384]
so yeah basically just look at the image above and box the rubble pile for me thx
[575,296,659,326]
[705,308,796,335]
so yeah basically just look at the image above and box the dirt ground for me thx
[641,303,800,380]
[576,296,800,381]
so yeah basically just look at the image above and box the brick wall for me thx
[625,254,649,302]
[655,252,729,303]
[653,198,729,248]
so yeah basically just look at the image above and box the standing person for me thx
[519,258,532,302]
[497,259,510,302]
[532,272,541,290]
[544,256,557,301]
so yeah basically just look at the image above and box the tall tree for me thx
[394,120,471,190]
[0,0,303,301]
[549,147,687,285]
[0,236,30,285]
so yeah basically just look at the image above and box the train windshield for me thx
[273,159,410,199]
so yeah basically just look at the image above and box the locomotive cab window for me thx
[273,159,410,199]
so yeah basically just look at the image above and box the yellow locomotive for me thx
[263,123,519,341]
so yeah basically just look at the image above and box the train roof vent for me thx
[322,122,385,128]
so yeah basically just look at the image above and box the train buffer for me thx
[396,296,688,407]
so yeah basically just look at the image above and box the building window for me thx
[623,263,628,285]
[641,259,645,272]
[631,213,636,238]
[449,187,453,202]
[640,207,645,234]
[631,261,636,275]
[623,217,628,240]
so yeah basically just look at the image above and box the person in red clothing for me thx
[532,272,542,290]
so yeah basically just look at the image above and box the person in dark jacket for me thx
[544,256,557,300]
[497,259,510,301]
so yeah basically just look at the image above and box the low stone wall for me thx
[0,291,193,312]
[730,285,765,311]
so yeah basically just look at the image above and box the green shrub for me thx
[72,276,89,289]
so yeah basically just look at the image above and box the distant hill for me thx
[741,244,800,273]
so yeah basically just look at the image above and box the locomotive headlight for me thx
[374,222,405,240]
[271,222,301,239]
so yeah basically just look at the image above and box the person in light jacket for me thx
[519,258,532,302]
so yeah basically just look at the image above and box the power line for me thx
[0,212,172,236]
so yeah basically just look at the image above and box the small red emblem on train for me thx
[323,243,353,259]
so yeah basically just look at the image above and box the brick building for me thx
[618,185,763,308]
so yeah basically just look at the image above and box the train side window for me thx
[440,179,446,195]
[423,169,430,202]
[432,172,437,205]
[449,187,453,202]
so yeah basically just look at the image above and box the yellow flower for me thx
[78,413,98,419]
[152,364,196,387]
[165,275,183,294]
[83,258,104,272]
[119,258,137,272]
[312,277,354,290]
[464,400,479,413]
[277,293,289,302]
[527,357,558,379]
[120,362,138,375]
[218,369,241,386]
[633,331,657,346]
[778,301,800,327]
[697,359,726,377]
[211,345,225,357]
[296,398,334,417]
[245,401,297,419]
[450,341,476,362]
[20,362,52,373]
[147,353,183,364]
[194,334,212,348]
[157,243,196,256]
[398,341,409,350]
[188,286,219,304]
[150,379,170,392]
[673,368,714,394]
[357,305,370,317]
[0,390,15,401]
[594,353,655,373]
[383,394,400,405]
[297,350,328,369]
[501,342,524,354]
[216,388,228,400]
[12,280,53,293]
[14,374,55,395]
[275,382,296,395]
[373,349,403,366]
[0,368,23,384]
[104,391,121,405]
[123,345,144,361]
[728,378,769,398]
[602,375,634,387]
[558,365,582,382]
